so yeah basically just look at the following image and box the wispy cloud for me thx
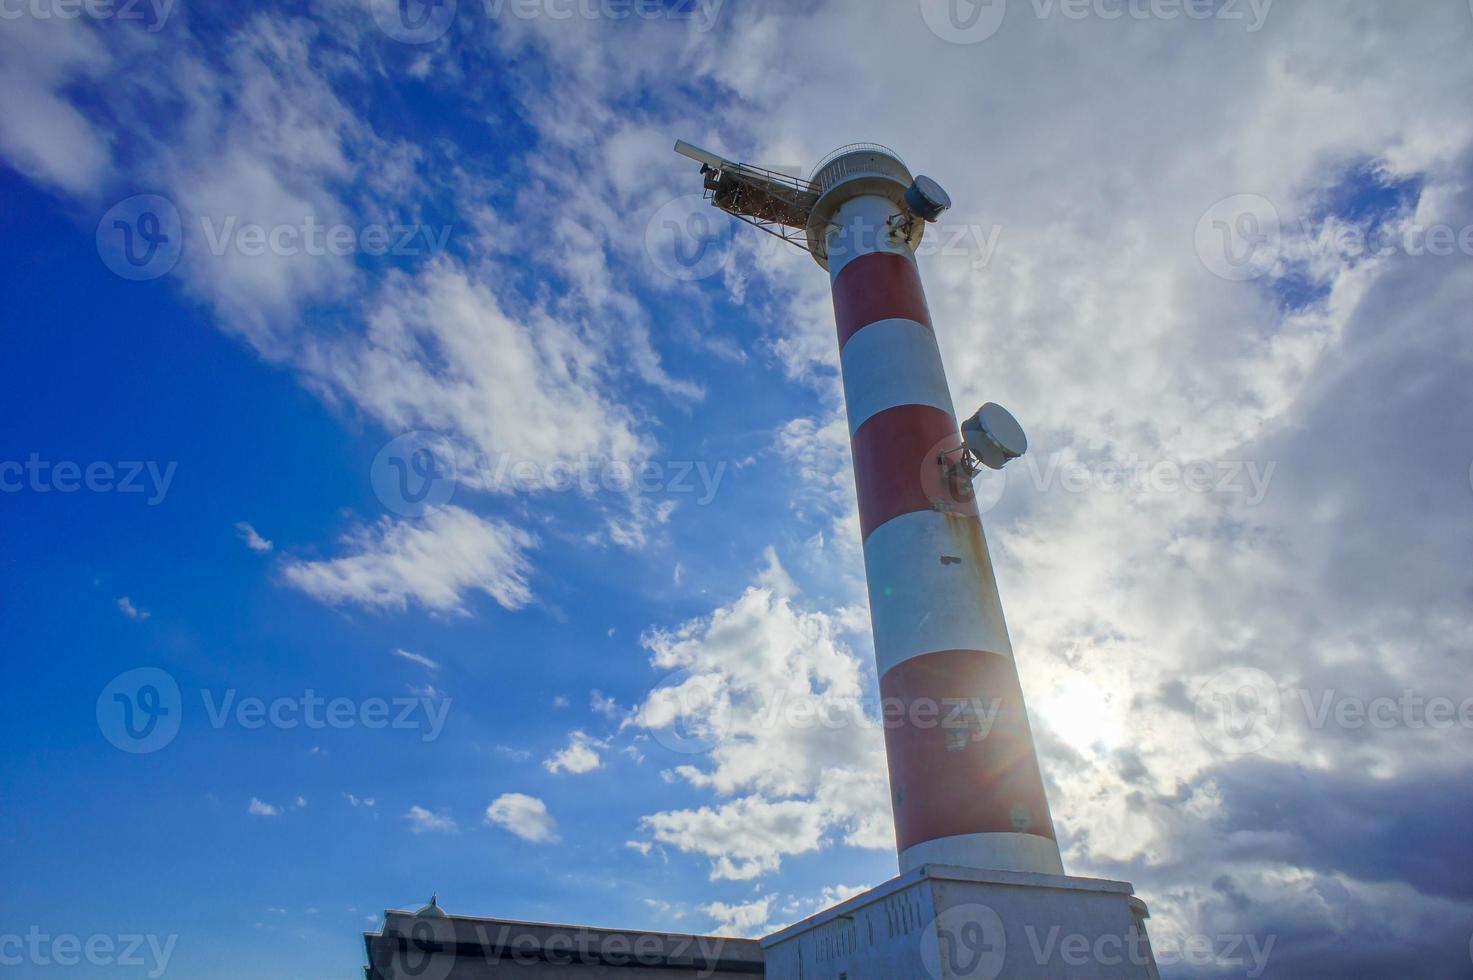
[115,597,150,621]
[404,806,457,835]
[281,506,536,615]
[392,649,439,671]
[235,522,274,553]
[590,690,620,719]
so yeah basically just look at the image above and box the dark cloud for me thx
[1209,758,1473,903]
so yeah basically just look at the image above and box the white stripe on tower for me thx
[828,192,1063,876]
[862,510,1012,676]
[840,318,955,437]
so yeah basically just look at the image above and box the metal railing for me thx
[810,142,906,178]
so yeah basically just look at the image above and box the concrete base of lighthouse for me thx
[760,864,1159,980]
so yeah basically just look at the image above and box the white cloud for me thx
[281,506,536,614]
[300,262,655,497]
[485,793,559,844]
[590,690,620,719]
[627,562,888,880]
[641,898,685,920]
[235,522,273,553]
[392,649,439,671]
[642,797,829,882]
[751,546,797,600]
[818,883,871,907]
[115,597,150,621]
[248,798,282,817]
[542,731,604,776]
[153,16,380,347]
[404,806,457,835]
[700,897,774,939]
[0,18,112,195]
[343,794,375,808]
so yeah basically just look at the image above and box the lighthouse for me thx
[677,140,1059,877]
[676,140,1160,978]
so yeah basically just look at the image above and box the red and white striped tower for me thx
[674,140,1063,878]
[812,145,1062,876]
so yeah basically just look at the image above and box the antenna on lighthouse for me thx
[961,403,1028,471]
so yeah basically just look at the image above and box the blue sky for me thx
[3,2,1473,978]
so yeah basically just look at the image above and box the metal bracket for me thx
[887,211,918,244]
[938,446,984,481]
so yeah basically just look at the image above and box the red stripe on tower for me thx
[850,404,973,539]
[879,648,1057,852]
[832,252,932,348]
